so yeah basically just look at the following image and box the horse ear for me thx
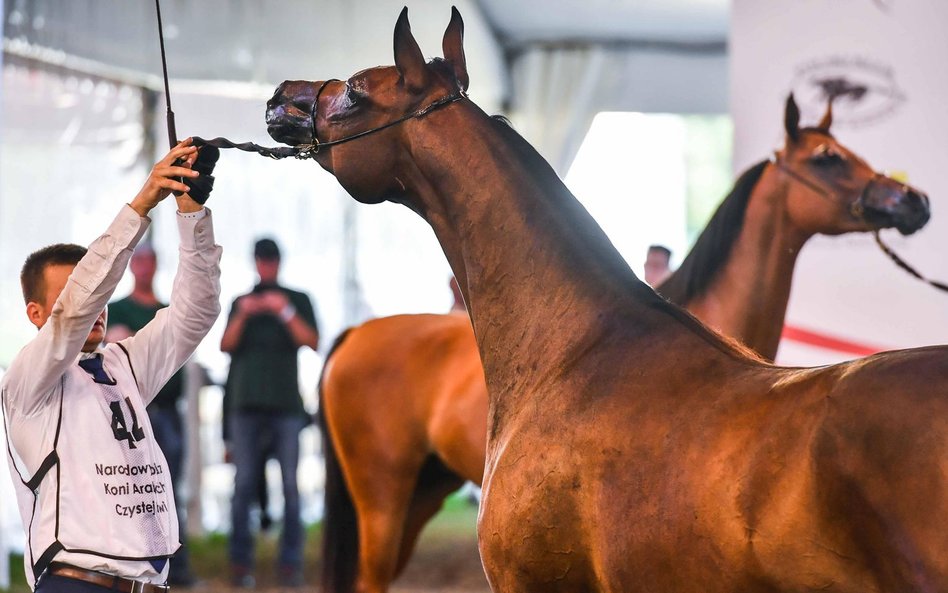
[442,6,469,92]
[784,93,800,142]
[394,6,429,92]
[817,98,834,132]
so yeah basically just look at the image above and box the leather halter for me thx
[192,81,465,161]
[769,151,880,222]
[771,152,947,293]
[294,78,467,158]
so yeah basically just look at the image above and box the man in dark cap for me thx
[220,237,319,588]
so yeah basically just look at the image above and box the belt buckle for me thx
[130,581,147,593]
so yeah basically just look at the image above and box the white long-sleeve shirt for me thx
[1,204,221,589]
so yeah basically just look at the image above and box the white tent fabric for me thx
[479,0,728,45]
[0,370,19,592]
[510,44,728,175]
[0,0,7,581]
[0,64,148,366]
[510,45,614,176]
[2,0,507,111]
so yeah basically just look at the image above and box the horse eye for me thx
[811,146,845,167]
[345,83,366,104]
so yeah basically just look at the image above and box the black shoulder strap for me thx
[2,377,64,490]
[116,343,140,387]
[25,451,59,492]
[32,540,64,582]
[27,377,65,489]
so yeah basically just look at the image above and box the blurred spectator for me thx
[220,238,319,589]
[644,244,673,286]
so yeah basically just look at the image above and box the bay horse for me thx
[307,96,931,593]
[267,8,946,593]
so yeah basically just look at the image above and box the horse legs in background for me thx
[349,456,462,593]
[393,457,466,576]
[318,315,485,593]
[350,466,416,593]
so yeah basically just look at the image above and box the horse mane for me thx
[656,160,770,305]
[480,113,765,363]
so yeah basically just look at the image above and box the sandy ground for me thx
[196,535,489,593]
[196,505,490,593]
[5,502,489,593]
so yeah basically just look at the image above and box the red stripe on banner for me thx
[781,324,884,357]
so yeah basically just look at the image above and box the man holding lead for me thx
[1,140,221,592]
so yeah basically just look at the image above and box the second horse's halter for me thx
[771,151,947,293]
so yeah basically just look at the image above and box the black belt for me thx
[47,563,169,593]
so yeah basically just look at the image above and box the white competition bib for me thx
[5,345,178,582]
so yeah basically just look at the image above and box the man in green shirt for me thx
[220,238,319,588]
[106,242,197,587]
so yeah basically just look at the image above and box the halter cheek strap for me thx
[769,152,878,221]
[306,79,467,153]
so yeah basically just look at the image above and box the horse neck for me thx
[400,103,704,391]
[689,165,811,360]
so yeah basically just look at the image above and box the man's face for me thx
[129,250,157,285]
[644,250,671,286]
[28,264,107,352]
[255,256,280,284]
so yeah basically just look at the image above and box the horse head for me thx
[266,6,469,205]
[776,94,929,236]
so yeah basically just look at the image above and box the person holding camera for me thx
[1,140,222,592]
[220,237,319,588]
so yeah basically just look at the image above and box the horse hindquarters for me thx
[319,315,478,593]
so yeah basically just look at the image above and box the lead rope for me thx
[873,231,948,292]
[188,136,316,160]
[154,0,314,160]
[154,2,463,161]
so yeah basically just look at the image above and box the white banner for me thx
[731,0,948,365]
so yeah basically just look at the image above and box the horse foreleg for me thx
[394,457,466,576]
[349,465,420,593]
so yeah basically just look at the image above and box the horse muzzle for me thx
[861,182,931,236]
[266,80,319,147]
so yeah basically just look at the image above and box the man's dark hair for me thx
[20,243,87,304]
[253,237,281,260]
[648,244,672,260]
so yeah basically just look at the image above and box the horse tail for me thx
[318,327,359,593]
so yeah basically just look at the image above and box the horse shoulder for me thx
[802,347,948,588]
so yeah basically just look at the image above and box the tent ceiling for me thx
[2,1,728,79]
[2,0,507,105]
[2,1,729,112]
[478,0,729,46]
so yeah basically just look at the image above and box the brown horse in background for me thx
[310,98,930,592]
[267,8,945,593]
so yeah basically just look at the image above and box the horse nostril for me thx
[912,190,931,210]
[901,190,932,232]
[268,83,288,109]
